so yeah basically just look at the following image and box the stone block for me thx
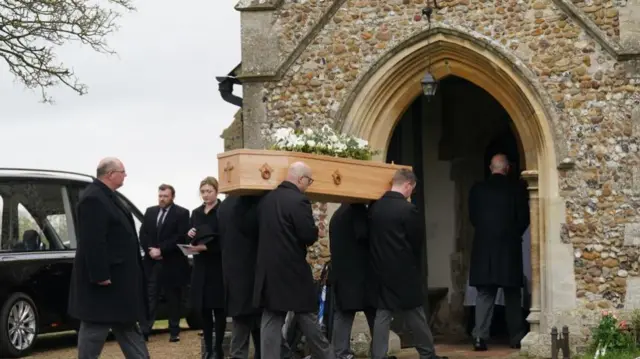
[624,277,640,309]
[624,223,640,246]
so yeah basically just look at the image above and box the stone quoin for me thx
[219,0,640,356]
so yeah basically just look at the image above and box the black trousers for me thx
[203,308,227,355]
[141,261,183,337]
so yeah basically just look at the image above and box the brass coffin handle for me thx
[332,169,342,185]
[259,163,273,180]
[223,162,234,183]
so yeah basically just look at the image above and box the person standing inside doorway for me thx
[138,184,191,342]
[329,203,376,359]
[68,157,149,359]
[468,153,530,351]
[368,169,447,359]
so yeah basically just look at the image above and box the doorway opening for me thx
[385,75,532,347]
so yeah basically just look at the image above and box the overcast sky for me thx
[0,1,241,212]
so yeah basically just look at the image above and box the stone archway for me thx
[336,27,564,351]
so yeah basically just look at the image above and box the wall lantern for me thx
[421,72,438,98]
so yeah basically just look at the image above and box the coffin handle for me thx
[259,163,274,180]
[332,169,342,185]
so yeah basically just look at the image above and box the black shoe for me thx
[473,337,488,351]
[434,356,449,359]
[198,331,204,336]
[214,350,224,359]
[169,335,180,342]
[143,333,149,342]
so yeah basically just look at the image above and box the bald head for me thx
[96,157,126,190]
[286,161,313,192]
[489,154,509,175]
[288,162,311,178]
[96,157,123,178]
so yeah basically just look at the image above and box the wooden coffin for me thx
[217,149,412,203]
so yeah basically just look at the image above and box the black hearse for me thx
[0,169,200,357]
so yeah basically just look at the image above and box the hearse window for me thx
[17,203,50,250]
[0,182,71,252]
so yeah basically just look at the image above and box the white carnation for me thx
[355,138,368,148]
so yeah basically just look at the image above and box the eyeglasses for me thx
[302,175,314,185]
[110,170,126,175]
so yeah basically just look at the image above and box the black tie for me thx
[157,208,167,228]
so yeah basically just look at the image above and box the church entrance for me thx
[385,75,532,349]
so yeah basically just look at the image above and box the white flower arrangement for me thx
[264,124,379,161]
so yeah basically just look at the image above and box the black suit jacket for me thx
[139,204,190,286]
[218,195,263,317]
[369,191,424,311]
[253,181,319,313]
[68,179,147,323]
[329,203,374,311]
[468,173,530,288]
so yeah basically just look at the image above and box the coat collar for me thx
[93,178,115,197]
[197,199,221,213]
[381,190,406,200]
[278,180,302,193]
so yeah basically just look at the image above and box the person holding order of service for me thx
[185,176,227,359]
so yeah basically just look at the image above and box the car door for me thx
[0,179,78,333]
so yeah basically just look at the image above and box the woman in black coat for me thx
[186,176,226,359]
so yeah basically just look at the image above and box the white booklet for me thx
[177,244,200,256]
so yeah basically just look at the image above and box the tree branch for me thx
[0,0,135,103]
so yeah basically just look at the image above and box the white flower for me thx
[306,140,316,147]
[355,138,368,148]
[304,128,314,136]
[329,135,339,143]
[295,138,305,147]
[273,127,294,142]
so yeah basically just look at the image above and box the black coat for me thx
[468,174,530,288]
[139,204,191,287]
[218,195,262,317]
[329,203,374,311]
[68,179,147,323]
[369,191,424,311]
[253,181,319,313]
[189,200,225,311]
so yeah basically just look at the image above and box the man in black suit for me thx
[468,154,530,351]
[139,183,191,342]
[329,203,376,359]
[68,157,149,359]
[369,169,447,359]
[218,194,263,359]
[254,162,335,359]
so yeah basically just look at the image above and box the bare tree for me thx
[0,0,135,102]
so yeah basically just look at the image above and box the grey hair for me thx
[96,157,121,178]
[288,161,310,178]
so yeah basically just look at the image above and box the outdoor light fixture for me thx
[420,0,441,100]
[421,72,438,98]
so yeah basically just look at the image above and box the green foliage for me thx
[265,125,380,161]
[631,309,640,344]
[589,311,636,358]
